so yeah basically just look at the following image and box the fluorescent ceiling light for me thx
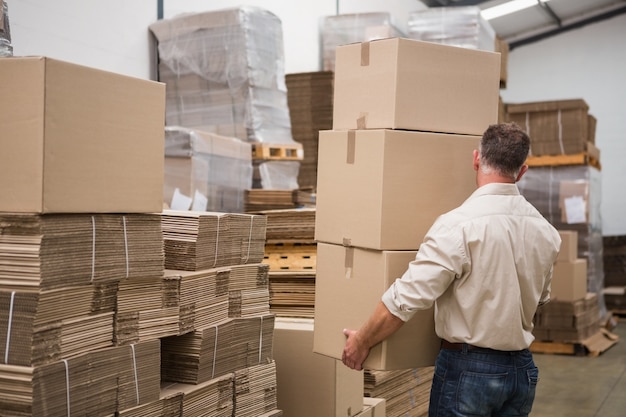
[481,0,550,21]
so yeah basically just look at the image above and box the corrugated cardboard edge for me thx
[582,328,619,356]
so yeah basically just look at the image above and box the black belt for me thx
[440,340,525,354]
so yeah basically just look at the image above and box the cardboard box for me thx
[313,243,440,370]
[332,37,500,135]
[363,397,386,417]
[557,230,578,262]
[315,129,480,250]
[274,318,364,417]
[0,57,165,213]
[164,127,252,213]
[551,259,588,302]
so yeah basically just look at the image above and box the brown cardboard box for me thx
[0,57,165,213]
[557,230,578,262]
[362,398,386,417]
[332,37,500,135]
[274,318,364,417]
[551,259,588,302]
[313,243,440,370]
[315,129,479,250]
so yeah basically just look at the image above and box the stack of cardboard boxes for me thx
[311,38,501,416]
[0,57,167,415]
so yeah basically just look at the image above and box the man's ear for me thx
[473,149,480,171]
[515,164,529,182]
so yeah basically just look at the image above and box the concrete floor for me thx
[531,320,625,417]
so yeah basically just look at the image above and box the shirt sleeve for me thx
[382,220,467,322]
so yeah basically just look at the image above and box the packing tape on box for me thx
[361,41,370,66]
[344,247,354,279]
[347,131,356,164]
[357,113,368,130]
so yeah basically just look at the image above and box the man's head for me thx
[474,122,530,183]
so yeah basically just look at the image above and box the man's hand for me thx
[342,328,370,371]
[340,301,405,371]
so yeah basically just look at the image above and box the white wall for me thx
[7,1,626,235]
[500,13,626,236]
[10,0,156,79]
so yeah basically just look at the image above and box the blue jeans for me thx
[429,345,539,416]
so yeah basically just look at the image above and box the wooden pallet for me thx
[526,152,601,170]
[530,340,588,356]
[251,142,304,161]
[264,242,316,271]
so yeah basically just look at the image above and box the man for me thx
[342,123,561,417]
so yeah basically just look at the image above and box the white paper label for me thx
[564,195,586,224]
[170,188,192,211]
[191,190,208,212]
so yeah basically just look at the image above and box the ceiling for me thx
[419,0,626,50]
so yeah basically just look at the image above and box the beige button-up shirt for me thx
[382,182,562,350]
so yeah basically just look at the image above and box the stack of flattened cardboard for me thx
[251,208,315,242]
[285,71,334,189]
[0,340,160,416]
[364,367,434,417]
[506,99,596,156]
[117,393,183,417]
[268,271,316,318]
[0,284,116,366]
[533,293,601,342]
[233,361,278,417]
[164,268,230,334]
[115,277,180,345]
[0,213,164,289]
[160,373,234,417]
[161,315,274,385]
[161,210,266,270]
[228,264,270,318]
[149,7,294,145]
[244,189,299,212]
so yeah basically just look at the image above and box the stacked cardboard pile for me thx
[534,293,600,342]
[602,235,626,312]
[285,71,334,189]
[506,99,597,157]
[364,367,434,417]
[158,209,281,415]
[149,6,293,145]
[313,37,501,415]
[161,210,267,270]
[150,7,302,192]
[518,165,608,321]
[0,57,168,416]
[244,189,302,212]
[164,126,253,213]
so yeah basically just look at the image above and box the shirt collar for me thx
[467,182,520,201]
